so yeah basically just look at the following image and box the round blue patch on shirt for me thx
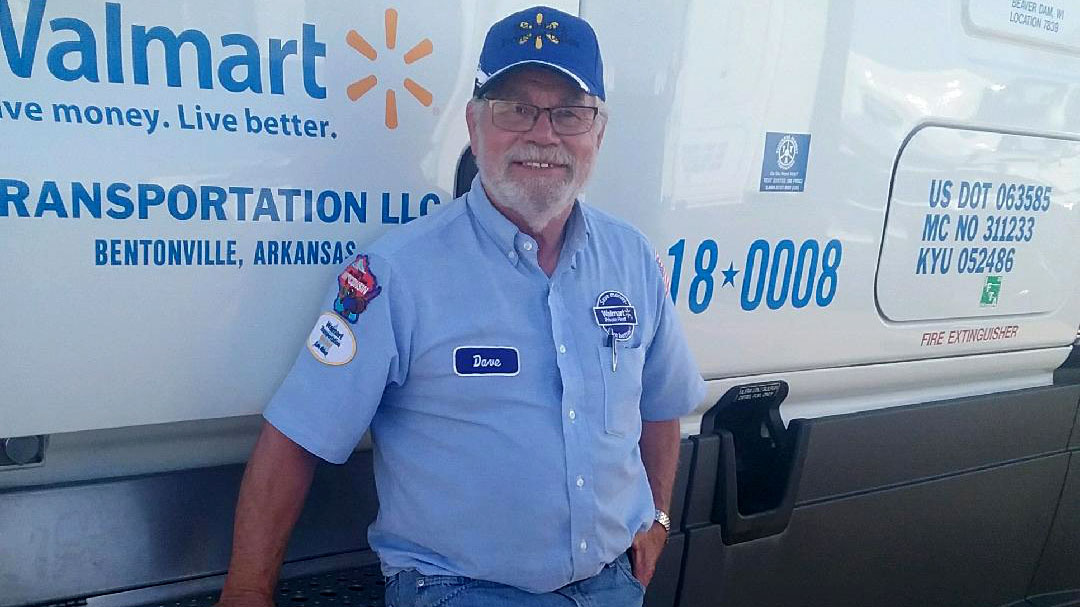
[593,290,637,341]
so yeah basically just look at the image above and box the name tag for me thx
[593,305,638,327]
[453,346,520,376]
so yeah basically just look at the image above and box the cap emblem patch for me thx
[517,12,560,50]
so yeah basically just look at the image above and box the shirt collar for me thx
[466,174,592,267]
[466,174,519,262]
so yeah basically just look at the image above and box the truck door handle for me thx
[698,381,810,544]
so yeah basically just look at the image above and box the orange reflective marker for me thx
[346,30,377,61]
[385,8,398,50]
[385,89,399,129]
[403,78,433,107]
[345,11,433,129]
[403,39,433,65]
[347,75,378,101]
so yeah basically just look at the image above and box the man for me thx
[218,6,704,606]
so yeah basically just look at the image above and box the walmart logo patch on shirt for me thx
[453,346,520,376]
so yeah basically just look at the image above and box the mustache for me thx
[506,145,573,167]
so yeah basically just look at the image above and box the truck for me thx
[2,1,1078,606]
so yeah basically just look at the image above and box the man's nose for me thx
[525,110,561,145]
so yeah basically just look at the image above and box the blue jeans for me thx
[384,552,646,607]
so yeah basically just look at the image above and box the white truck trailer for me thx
[1,1,1079,606]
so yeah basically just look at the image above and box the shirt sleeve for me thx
[263,252,411,463]
[639,247,707,422]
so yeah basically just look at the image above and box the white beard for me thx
[474,140,590,233]
[480,172,576,232]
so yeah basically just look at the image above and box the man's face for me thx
[466,67,605,232]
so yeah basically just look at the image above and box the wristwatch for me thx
[654,509,671,534]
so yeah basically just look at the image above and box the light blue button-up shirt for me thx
[264,177,705,593]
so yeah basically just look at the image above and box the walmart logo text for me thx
[0,0,327,98]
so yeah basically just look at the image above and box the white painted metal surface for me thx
[583,0,1080,407]
[0,0,574,436]
[1,0,1079,439]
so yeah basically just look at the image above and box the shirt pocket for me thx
[597,343,645,437]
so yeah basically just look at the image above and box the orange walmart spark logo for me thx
[518,12,559,50]
[346,9,433,130]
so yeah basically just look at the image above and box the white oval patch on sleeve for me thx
[307,312,357,366]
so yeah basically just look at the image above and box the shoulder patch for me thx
[307,312,357,366]
[333,254,383,324]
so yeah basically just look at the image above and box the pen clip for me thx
[607,332,618,372]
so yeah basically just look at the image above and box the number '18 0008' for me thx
[667,238,842,313]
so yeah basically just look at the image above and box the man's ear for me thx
[594,114,607,150]
[465,102,479,156]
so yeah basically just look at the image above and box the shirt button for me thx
[523,241,534,251]
[558,344,567,354]
[579,540,588,552]
[568,409,576,421]
[576,476,584,488]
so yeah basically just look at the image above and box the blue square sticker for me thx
[759,132,811,192]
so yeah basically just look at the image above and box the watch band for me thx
[654,508,671,533]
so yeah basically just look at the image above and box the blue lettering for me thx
[317,191,341,222]
[268,38,296,95]
[399,192,416,224]
[419,193,440,216]
[0,0,45,77]
[177,103,195,129]
[1,2,324,98]
[201,185,227,220]
[106,182,133,219]
[381,192,400,224]
[229,186,253,221]
[168,184,197,220]
[0,177,30,217]
[46,17,98,82]
[279,188,300,222]
[34,180,67,217]
[954,214,979,241]
[344,191,366,223]
[132,25,213,88]
[301,23,325,99]
[928,179,952,208]
[52,102,81,123]
[105,2,122,82]
[72,181,101,218]
[94,239,107,265]
[252,188,280,221]
[915,246,952,274]
[137,183,165,219]
[922,213,950,241]
[218,33,261,93]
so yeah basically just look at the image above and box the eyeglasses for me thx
[484,99,599,136]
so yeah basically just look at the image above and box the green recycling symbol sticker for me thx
[981,276,1001,307]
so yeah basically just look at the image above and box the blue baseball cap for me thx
[474,6,605,101]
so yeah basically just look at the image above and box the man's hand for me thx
[628,521,669,587]
[215,588,275,607]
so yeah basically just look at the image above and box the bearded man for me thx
[218,6,703,607]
